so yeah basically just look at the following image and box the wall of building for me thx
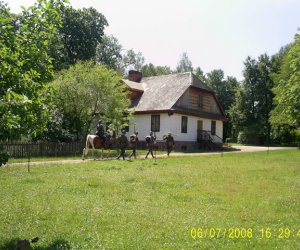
[128,113,223,143]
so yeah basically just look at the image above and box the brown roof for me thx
[124,72,214,112]
[122,79,144,92]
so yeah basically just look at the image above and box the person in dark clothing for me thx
[145,131,156,159]
[129,132,139,159]
[163,132,175,156]
[116,130,128,160]
[96,120,105,144]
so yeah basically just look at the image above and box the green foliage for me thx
[0,145,9,166]
[271,34,300,126]
[95,35,123,71]
[194,66,206,83]
[229,54,277,144]
[141,63,172,77]
[176,52,193,73]
[122,49,145,72]
[50,61,130,138]
[206,70,239,113]
[0,0,65,140]
[50,6,108,70]
[206,69,239,139]
[237,131,247,144]
[95,35,145,74]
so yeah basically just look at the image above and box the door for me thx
[197,120,203,140]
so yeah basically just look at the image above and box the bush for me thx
[237,132,247,144]
[0,145,9,167]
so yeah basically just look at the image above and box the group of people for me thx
[115,130,175,160]
[94,120,175,160]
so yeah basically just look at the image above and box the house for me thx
[122,70,226,149]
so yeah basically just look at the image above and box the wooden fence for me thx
[1,141,85,158]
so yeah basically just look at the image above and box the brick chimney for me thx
[128,70,142,83]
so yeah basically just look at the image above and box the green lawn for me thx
[0,150,299,249]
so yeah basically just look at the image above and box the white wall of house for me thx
[128,113,223,142]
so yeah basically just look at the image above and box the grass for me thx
[0,150,299,249]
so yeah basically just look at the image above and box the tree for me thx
[141,63,172,77]
[50,6,108,70]
[206,69,239,139]
[194,66,206,83]
[95,35,123,71]
[0,0,65,141]
[123,49,145,72]
[229,54,276,144]
[50,61,130,139]
[176,52,193,73]
[95,35,145,74]
[270,34,300,126]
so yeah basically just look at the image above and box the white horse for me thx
[82,133,113,160]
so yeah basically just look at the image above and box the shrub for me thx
[237,132,247,144]
[0,145,9,167]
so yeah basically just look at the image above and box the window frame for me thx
[181,116,188,133]
[151,115,160,132]
[211,120,216,135]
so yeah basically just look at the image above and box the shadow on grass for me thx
[0,238,71,250]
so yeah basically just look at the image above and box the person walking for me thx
[116,130,128,160]
[145,131,156,159]
[163,132,175,156]
[129,132,139,159]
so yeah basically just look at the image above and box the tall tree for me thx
[95,35,123,71]
[123,49,145,72]
[50,61,130,139]
[176,52,193,73]
[95,36,145,74]
[206,69,238,139]
[270,34,300,126]
[50,6,108,70]
[0,0,65,140]
[194,66,206,83]
[229,54,275,144]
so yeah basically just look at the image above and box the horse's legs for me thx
[82,136,91,160]
[82,148,86,160]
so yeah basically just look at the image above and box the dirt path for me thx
[6,146,297,166]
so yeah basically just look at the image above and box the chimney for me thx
[128,70,142,83]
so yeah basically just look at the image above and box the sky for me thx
[5,0,300,80]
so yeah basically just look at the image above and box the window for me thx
[151,115,160,132]
[181,116,188,133]
[211,120,216,135]
[198,95,203,109]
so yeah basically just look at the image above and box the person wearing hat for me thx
[145,131,156,159]
[129,131,139,159]
[116,130,128,160]
[163,132,175,156]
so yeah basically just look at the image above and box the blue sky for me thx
[6,0,300,80]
